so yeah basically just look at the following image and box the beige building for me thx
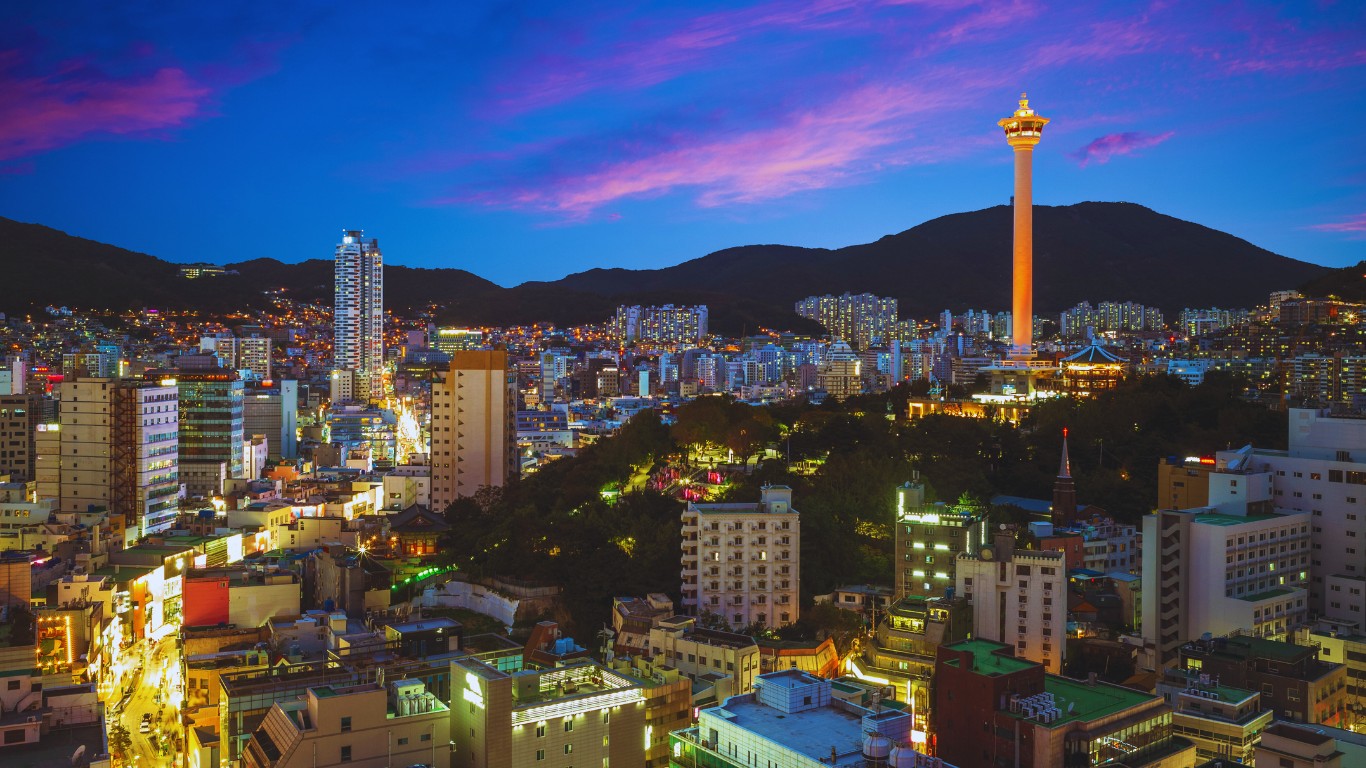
[431,351,518,510]
[452,656,646,768]
[647,615,760,698]
[681,485,800,630]
[241,679,449,768]
[1158,667,1273,765]
[956,531,1067,673]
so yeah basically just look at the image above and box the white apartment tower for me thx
[955,531,1067,673]
[332,230,384,402]
[680,485,800,630]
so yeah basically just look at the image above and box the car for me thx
[140,713,152,734]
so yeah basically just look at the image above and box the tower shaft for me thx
[1012,146,1034,356]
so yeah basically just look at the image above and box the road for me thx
[112,636,183,768]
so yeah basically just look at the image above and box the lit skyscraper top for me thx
[333,230,384,402]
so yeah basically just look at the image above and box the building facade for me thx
[681,485,800,630]
[333,230,385,402]
[430,351,518,510]
[955,532,1067,673]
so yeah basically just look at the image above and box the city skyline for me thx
[2,1,1364,286]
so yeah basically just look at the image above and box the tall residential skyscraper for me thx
[793,293,899,350]
[999,93,1049,358]
[333,230,384,402]
[430,350,518,509]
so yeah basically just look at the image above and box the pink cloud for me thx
[0,51,211,161]
[1307,213,1366,237]
[496,0,1010,116]
[447,74,995,215]
[1071,131,1174,167]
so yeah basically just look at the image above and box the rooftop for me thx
[1027,675,1159,729]
[1190,511,1285,527]
[706,693,885,766]
[942,639,1036,676]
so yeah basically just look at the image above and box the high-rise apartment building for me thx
[613,304,709,345]
[793,292,899,350]
[680,485,800,630]
[430,350,518,510]
[955,531,1067,673]
[816,341,861,400]
[333,230,384,402]
[893,480,986,600]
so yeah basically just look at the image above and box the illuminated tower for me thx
[333,230,384,402]
[998,94,1049,358]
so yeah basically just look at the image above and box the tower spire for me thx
[1059,427,1071,479]
[1052,427,1077,526]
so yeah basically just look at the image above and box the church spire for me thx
[1059,427,1071,479]
[1052,428,1078,526]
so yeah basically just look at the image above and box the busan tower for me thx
[998,94,1049,358]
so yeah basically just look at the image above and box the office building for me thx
[1179,633,1347,726]
[893,480,985,600]
[430,350,518,509]
[432,328,485,356]
[1156,666,1273,765]
[163,366,244,497]
[452,656,646,768]
[955,531,1067,673]
[1254,721,1366,767]
[668,669,947,768]
[333,230,384,402]
[681,485,800,630]
[934,639,1193,768]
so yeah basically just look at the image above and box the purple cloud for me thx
[1308,213,1366,237]
[0,51,210,161]
[1071,131,1175,167]
[448,73,995,215]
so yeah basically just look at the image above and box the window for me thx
[565,744,574,755]
[340,716,351,733]
[565,720,574,732]
[340,746,352,763]
[420,733,431,742]
[536,725,546,738]
[536,750,545,761]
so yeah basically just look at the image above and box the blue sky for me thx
[1,1,1363,286]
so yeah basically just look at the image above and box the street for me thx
[110,636,183,768]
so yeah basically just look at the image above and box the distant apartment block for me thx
[613,304,709,345]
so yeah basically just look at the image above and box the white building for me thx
[670,669,950,768]
[955,532,1067,673]
[332,230,384,402]
[1141,467,1312,669]
[681,486,800,630]
[1211,409,1366,623]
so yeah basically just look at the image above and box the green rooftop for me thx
[1239,587,1295,602]
[942,639,1036,676]
[1032,675,1158,728]
[1191,512,1284,527]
